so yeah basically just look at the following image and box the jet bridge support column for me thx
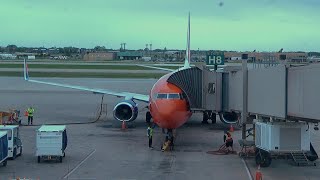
[241,57,248,140]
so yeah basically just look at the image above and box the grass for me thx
[0,63,178,70]
[0,64,151,70]
[0,71,166,79]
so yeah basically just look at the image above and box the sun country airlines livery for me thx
[23,13,238,139]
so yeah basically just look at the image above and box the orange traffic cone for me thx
[255,165,262,180]
[121,120,126,130]
[229,124,234,132]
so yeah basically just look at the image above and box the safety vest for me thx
[27,108,35,117]
[147,127,153,137]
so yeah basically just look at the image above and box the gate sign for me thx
[206,51,225,65]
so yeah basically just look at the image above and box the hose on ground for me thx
[21,94,106,126]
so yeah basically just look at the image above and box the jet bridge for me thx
[166,65,218,111]
[220,63,320,123]
[166,64,238,124]
[166,61,320,167]
[220,62,320,167]
[166,62,320,124]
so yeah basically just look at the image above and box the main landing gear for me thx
[202,111,216,124]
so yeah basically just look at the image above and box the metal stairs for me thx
[291,151,316,166]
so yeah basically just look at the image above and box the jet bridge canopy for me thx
[167,66,217,111]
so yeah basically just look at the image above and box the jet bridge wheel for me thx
[202,111,212,124]
[255,148,272,167]
[211,113,216,124]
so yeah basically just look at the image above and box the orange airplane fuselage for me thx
[149,73,192,129]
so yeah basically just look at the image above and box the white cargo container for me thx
[255,121,310,152]
[36,125,67,163]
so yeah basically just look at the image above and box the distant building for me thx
[224,52,307,62]
[142,57,152,61]
[83,52,115,61]
[0,53,16,59]
[117,51,143,60]
[28,55,36,60]
[15,52,37,59]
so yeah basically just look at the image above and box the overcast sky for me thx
[0,0,319,51]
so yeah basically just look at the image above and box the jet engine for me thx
[219,112,239,124]
[113,100,138,122]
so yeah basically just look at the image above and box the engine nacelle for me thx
[113,100,138,122]
[219,112,239,124]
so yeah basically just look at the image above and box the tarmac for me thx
[0,77,320,180]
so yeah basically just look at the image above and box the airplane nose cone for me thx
[151,100,191,129]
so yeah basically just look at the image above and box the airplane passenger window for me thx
[168,93,180,99]
[157,93,167,99]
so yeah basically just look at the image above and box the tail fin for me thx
[23,59,29,80]
[183,12,191,68]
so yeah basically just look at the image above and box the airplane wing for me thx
[23,59,149,102]
[136,64,175,72]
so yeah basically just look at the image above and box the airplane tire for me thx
[37,156,41,163]
[211,113,216,124]
[202,112,209,123]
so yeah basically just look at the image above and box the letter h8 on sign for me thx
[206,51,225,65]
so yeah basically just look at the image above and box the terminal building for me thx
[83,52,116,61]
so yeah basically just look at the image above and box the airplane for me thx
[23,13,238,140]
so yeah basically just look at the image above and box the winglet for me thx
[183,12,191,68]
[23,58,29,80]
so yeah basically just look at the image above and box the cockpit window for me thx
[156,93,184,99]
[168,93,180,99]
[157,93,167,99]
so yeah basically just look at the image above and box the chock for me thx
[121,120,126,130]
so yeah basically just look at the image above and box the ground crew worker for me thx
[147,123,154,149]
[27,106,35,125]
[225,132,234,152]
